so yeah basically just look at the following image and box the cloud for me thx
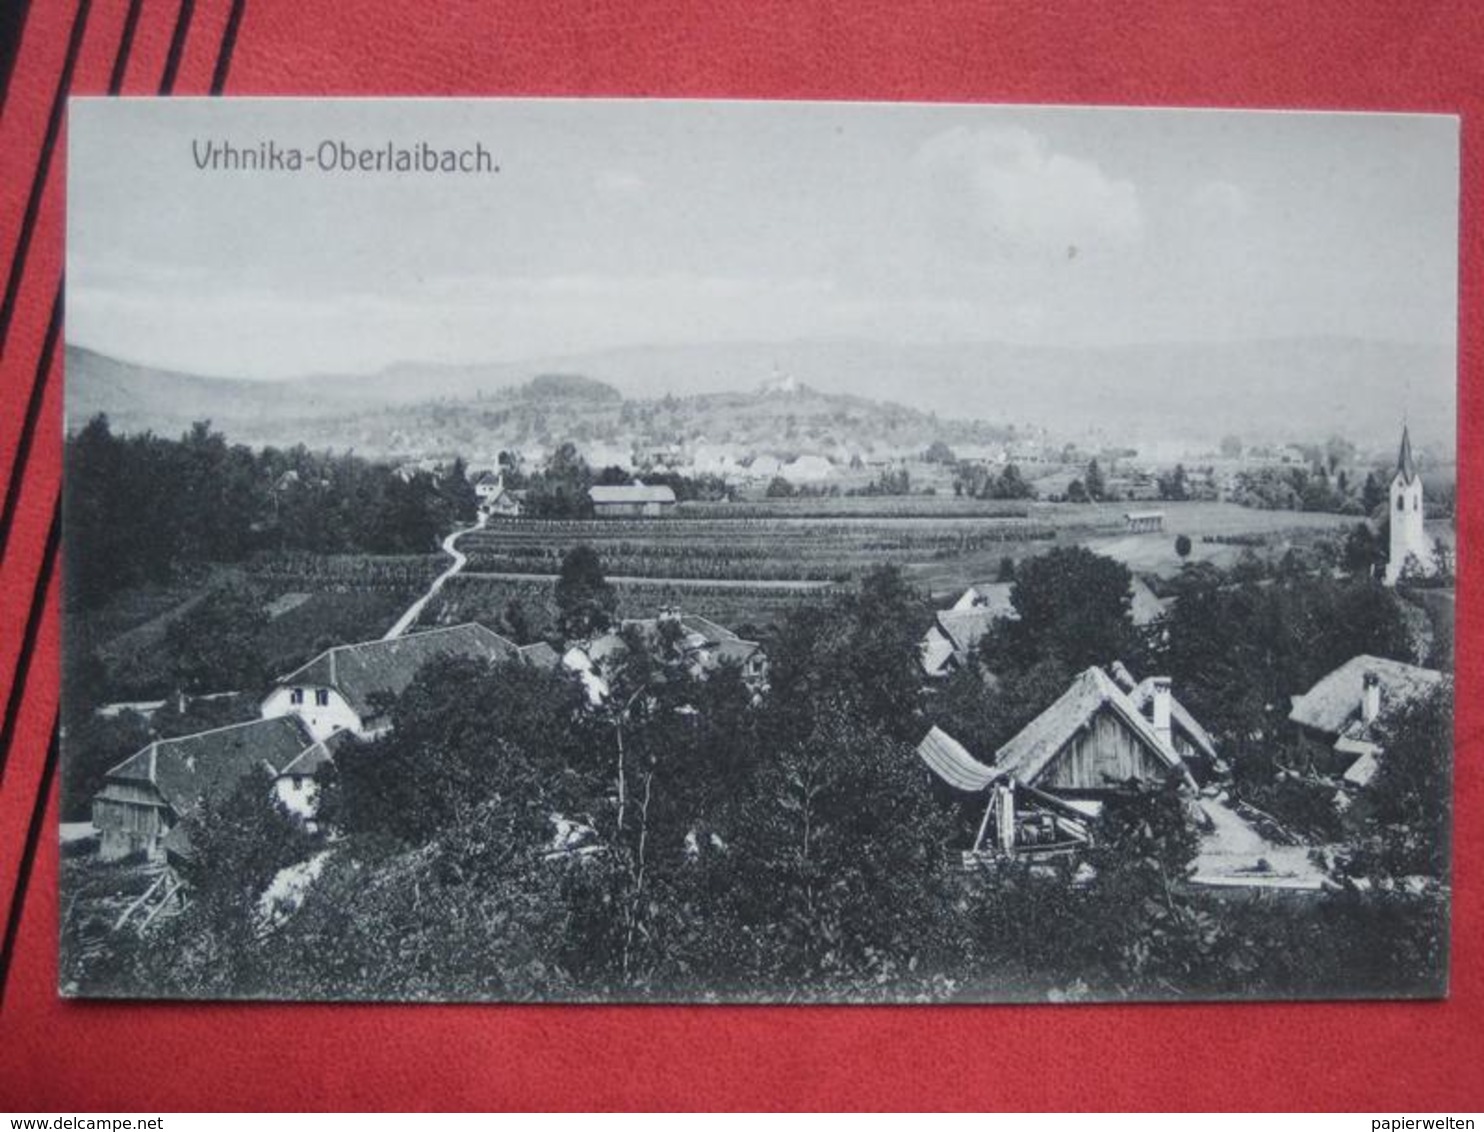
[910,126,1143,257]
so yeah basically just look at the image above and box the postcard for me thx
[60,98,1456,1002]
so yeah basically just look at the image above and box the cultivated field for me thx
[452,499,1362,606]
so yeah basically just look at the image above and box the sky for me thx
[67,98,1459,381]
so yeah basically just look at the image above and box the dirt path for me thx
[383,514,487,639]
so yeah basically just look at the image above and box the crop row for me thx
[424,574,848,636]
[463,528,1057,561]
[245,552,444,591]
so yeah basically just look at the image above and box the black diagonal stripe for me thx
[0,718,58,1012]
[0,0,36,113]
[158,0,196,95]
[0,0,90,357]
[0,282,59,564]
[0,500,59,789]
[210,0,245,95]
[107,0,145,95]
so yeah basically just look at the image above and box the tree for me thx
[1085,458,1106,502]
[1065,478,1089,503]
[985,462,1035,500]
[1345,682,1453,881]
[338,656,588,846]
[554,544,618,640]
[998,547,1135,673]
[1361,471,1387,515]
[439,457,479,523]
[765,476,797,499]
[165,585,268,694]
[1158,463,1189,502]
[923,440,956,464]
[1175,534,1192,560]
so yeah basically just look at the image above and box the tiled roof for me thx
[104,715,314,816]
[276,623,520,719]
[517,641,561,669]
[589,484,677,505]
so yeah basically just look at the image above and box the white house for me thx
[262,622,522,741]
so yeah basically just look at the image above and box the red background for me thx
[1,0,1480,1111]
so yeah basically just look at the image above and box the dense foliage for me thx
[65,416,477,610]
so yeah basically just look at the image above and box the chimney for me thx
[1151,677,1173,748]
[1361,670,1381,726]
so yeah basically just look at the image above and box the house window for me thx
[290,687,304,705]
[315,689,330,707]
[1396,495,1404,511]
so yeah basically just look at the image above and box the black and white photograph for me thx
[59,98,1456,1003]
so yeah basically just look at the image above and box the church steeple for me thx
[1385,421,1432,585]
[1396,424,1418,485]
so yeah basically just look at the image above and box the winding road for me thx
[383,513,487,639]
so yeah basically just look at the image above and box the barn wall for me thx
[1036,709,1168,792]
[93,792,167,862]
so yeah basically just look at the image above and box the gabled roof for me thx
[993,666,1191,788]
[1288,654,1444,739]
[715,636,764,666]
[277,728,358,778]
[919,628,958,677]
[679,613,740,641]
[934,608,996,657]
[1128,577,1172,627]
[103,715,314,816]
[917,726,1000,791]
[517,641,561,669]
[924,584,1016,669]
[1395,425,1419,486]
[276,623,520,719]
[589,484,677,505]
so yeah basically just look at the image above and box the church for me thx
[1383,425,1436,586]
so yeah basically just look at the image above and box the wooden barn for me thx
[589,483,677,517]
[918,665,1203,863]
[92,715,318,862]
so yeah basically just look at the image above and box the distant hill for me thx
[64,334,1455,462]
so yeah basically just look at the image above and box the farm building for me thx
[1123,510,1165,533]
[919,581,1171,678]
[563,609,768,702]
[1288,654,1445,787]
[918,665,1203,862]
[262,622,522,741]
[589,483,678,517]
[919,584,1016,678]
[92,715,323,862]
